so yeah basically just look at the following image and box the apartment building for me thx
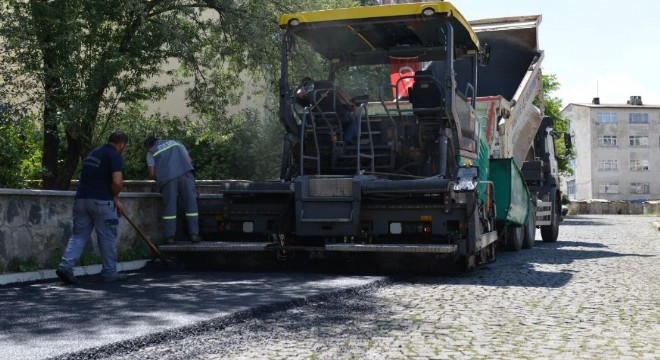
[561,96,660,201]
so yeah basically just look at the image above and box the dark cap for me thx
[143,135,158,149]
[108,131,129,144]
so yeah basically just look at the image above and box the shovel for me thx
[118,207,173,264]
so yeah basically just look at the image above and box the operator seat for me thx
[408,70,445,122]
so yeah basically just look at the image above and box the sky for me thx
[449,0,660,107]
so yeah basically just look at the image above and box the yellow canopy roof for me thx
[279,2,480,65]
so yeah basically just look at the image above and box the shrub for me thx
[0,105,42,188]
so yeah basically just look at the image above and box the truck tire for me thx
[506,225,523,251]
[523,204,536,249]
[541,202,559,242]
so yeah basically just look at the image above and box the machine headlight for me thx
[389,222,402,235]
[243,222,254,233]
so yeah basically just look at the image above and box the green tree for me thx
[0,105,42,188]
[113,104,236,181]
[114,106,282,182]
[541,73,574,176]
[229,110,284,180]
[0,0,358,189]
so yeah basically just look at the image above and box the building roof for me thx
[562,101,660,113]
[567,103,660,108]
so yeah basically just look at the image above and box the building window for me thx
[629,159,649,171]
[629,136,649,147]
[630,182,650,194]
[596,112,617,124]
[597,135,617,147]
[629,113,649,124]
[598,183,619,194]
[597,159,618,171]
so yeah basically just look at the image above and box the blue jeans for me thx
[59,198,119,277]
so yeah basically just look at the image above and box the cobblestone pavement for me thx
[94,215,660,360]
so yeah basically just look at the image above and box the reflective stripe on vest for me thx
[153,142,182,157]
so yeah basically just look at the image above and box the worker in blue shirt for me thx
[143,136,200,244]
[56,131,129,284]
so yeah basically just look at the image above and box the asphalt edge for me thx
[0,259,149,285]
[50,276,392,360]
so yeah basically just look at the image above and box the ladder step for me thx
[338,153,390,158]
[345,144,392,150]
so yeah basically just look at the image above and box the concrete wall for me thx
[643,201,660,215]
[567,201,646,215]
[0,189,163,273]
[562,104,593,200]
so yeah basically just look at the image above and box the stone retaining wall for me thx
[567,201,660,215]
[643,201,660,215]
[0,189,163,273]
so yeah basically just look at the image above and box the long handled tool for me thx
[118,207,172,263]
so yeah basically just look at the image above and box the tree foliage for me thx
[88,102,283,182]
[541,73,574,176]
[0,105,42,188]
[0,0,358,189]
[113,105,235,181]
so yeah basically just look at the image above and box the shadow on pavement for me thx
[549,240,608,249]
[532,239,654,265]
[561,217,611,226]
[402,238,652,290]
[0,270,381,359]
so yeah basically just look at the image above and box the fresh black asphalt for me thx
[0,268,381,359]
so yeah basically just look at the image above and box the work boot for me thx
[164,236,175,244]
[190,234,201,243]
[101,273,128,283]
[56,267,79,285]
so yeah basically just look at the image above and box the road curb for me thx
[0,259,149,286]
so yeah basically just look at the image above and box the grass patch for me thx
[118,241,151,262]
[6,257,39,273]
[77,241,150,266]
[0,239,151,274]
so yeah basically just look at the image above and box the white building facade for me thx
[561,96,660,201]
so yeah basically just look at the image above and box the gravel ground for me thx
[62,215,660,360]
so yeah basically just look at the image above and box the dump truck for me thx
[162,2,567,271]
